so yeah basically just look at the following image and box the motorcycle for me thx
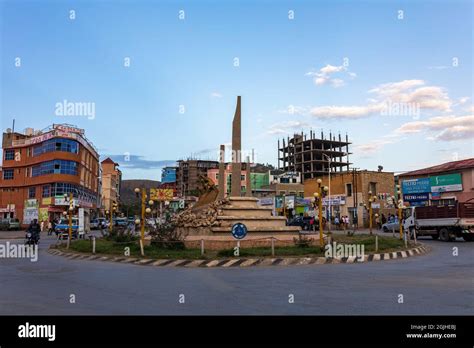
[25,231,40,246]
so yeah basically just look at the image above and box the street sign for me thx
[231,223,248,240]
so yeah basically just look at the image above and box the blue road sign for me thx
[231,223,248,240]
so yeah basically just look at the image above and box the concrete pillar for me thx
[231,96,242,197]
[218,144,225,199]
[245,156,252,197]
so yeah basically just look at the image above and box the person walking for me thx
[47,220,53,235]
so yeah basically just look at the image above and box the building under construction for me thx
[278,131,351,182]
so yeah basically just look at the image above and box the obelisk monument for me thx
[231,96,242,197]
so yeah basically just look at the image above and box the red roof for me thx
[400,158,474,177]
[101,157,117,165]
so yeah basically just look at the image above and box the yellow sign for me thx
[42,197,52,205]
[150,188,174,201]
[39,208,49,222]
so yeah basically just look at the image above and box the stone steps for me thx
[227,197,261,209]
[211,226,301,234]
[216,215,288,228]
[220,206,273,218]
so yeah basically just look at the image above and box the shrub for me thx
[149,222,186,250]
[104,226,138,243]
[293,234,314,248]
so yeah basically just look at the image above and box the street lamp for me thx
[135,188,154,244]
[396,185,404,240]
[313,179,327,248]
[364,191,377,235]
[63,192,75,249]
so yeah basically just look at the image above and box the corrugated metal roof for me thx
[400,158,474,177]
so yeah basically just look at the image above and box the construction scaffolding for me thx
[278,131,352,182]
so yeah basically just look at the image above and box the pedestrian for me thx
[47,220,53,235]
[334,216,340,230]
[381,213,387,225]
[375,215,381,229]
[40,220,45,233]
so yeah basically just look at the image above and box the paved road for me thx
[0,235,472,315]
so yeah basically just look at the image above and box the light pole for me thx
[322,153,332,232]
[134,187,154,244]
[313,178,328,248]
[396,185,404,240]
[63,192,74,249]
[366,190,377,235]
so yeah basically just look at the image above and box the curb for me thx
[47,244,429,268]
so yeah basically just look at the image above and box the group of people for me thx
[332,215,351,230]
[38,219,57,235]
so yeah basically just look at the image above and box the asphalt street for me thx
[0,234,472,315]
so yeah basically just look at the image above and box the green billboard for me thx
[430,173,462,193]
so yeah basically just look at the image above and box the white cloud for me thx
[277,105,310,115]
[305,63,355,88]
[210,92,222,98]
[310,79,453,119]
[331,78,345,88]
[395,114,474,141]
[267,121,310,135]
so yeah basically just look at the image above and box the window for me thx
[28,187,36,198]
[241,175,245,181]
[369,182,377,195]
[32,138,79,156]
[3,169,14,180]
[32,160,78,177]
[4,149,15,161]
[346,183,352,197]
[42,185,51,198]
[215,173,219,180]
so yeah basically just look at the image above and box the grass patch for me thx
[58,233,410,260]
[62,239,206,259]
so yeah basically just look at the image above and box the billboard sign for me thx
[430,173,462,193]
[403,193,430,202]
[401,178,430,194]
[150,188,174,201]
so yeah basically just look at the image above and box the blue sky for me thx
[1,0,472,179]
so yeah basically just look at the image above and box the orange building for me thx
[0,124,100,226]
[100,157,122,212]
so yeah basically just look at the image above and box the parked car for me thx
[0,218,21,231]
[55,218,80,240]
[382,219,400,233]
[104,217,128,229]
[287,216,314,231]
[90,219,100,230]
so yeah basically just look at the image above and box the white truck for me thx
[403,199,474,242]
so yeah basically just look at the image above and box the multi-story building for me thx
[398,158,474,207]
[176,159,219,197]
[0,124,100,225]
[161,166,177,184]
[100,157,122,213]
[304,170,395,227]
[207,163,270,196]
[278,131,351,182]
